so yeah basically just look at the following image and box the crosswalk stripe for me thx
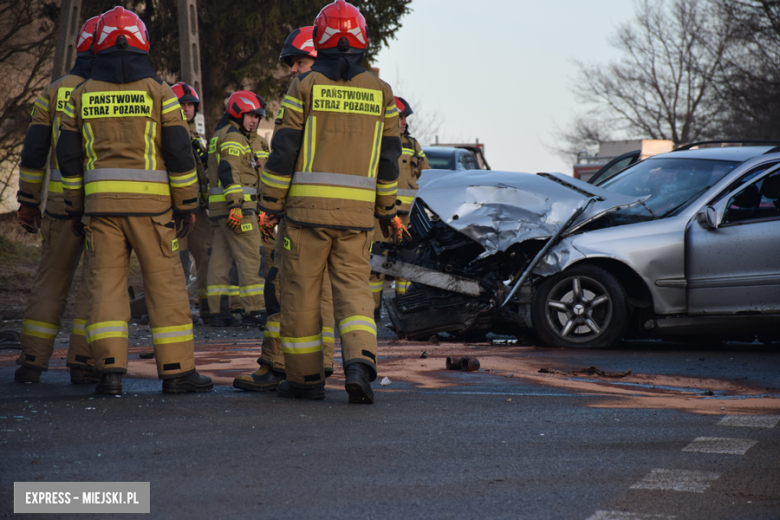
[629,468,720,493]
[682,436,757,455]
[586,511,675,520]
[717,415,780,429]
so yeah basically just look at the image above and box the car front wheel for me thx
[531,264,629,349]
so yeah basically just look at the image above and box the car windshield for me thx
[427,155,453,169]
[600,157,740,222]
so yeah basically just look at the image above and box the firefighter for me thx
[171,82,212,322]
[57,6,213,395]
[369,96,430,313]
[204,90,268,327]
[13,16,101,385]
[258,0,405,403]
[233,26,336,392]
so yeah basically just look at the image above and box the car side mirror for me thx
[696,206,718,229]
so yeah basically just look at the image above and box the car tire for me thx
[532,264,629,349]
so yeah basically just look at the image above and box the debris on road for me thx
[420,351,428,359]
[380,377,392,386]
[539,366,632,378]
[446,356,480,372]
[139,352,154,359]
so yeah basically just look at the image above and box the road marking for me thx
[586,511,675,520]
[717,415,780,429]
[682,436,757,455]
[630,469,720,493]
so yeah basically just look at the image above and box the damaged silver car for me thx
[373,145,780,348]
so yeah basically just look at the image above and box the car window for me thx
[594,156,636,185]
[455,153,468,170]
[427,156,453,169]
[601,158,740,221]
[462,153,479,170]
[723,170,780,225]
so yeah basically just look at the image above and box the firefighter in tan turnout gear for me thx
[369,96,430,314]
[258,0,403,403]
[13,16,101,385]
[171,82,212,322]
[233,26,337,393]
[56,6,213,395]
[205,90,269,327]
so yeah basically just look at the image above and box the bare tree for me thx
[560,0,735,157]
[709,0,780,139]
[390,73,443,146]
[0,0,59,210]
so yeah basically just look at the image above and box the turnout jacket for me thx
[207,120,269,219]
[57,68,197,217]
[18,59,92,218]
[260,69,402,231]
[188,120,209,207]
[396,133,430,214]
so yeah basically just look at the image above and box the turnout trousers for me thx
[179,206,212,317]
[85,212,196,378]
[280,222,376,387]
[17,216,92,370]
[260,219,334,373]
[369,213,412,311]
[206,217,264,315]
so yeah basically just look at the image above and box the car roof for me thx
[422,146,463,157]
[652,146,778,162]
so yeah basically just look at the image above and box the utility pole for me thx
[51,0,83,80]
[178,0,205,134]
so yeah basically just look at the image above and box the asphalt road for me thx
[1,329,779,519]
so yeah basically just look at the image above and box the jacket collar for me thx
[68,55,93,80]
[90,52,157,84]
[311,53,366,81]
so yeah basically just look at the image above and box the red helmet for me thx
[394,96,413,118]
[280,27,317,66]
[76,16,100,54]
[94,6,150,54]
[171,82,200,111]
[226,91,267,119]
[313,0,368,54]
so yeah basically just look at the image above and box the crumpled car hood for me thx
[415,170,646,258]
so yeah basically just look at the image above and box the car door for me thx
[685,166,780,314]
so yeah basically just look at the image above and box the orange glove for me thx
[175,213,195,238]
[380,216,411,245]
[257,212,278,242]
[226,207,243,231]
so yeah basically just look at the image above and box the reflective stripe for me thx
[288,185,374,202]
[72,319,86,337]
[261,171,292,190]
[221,142,251,154]
[207,285,233,295]
[396,280,411,294]
[418,149,426,158]
[151,323,193,345]
[302,116,316,173]
[282,95,304,112]
[370,280,384,293]
[255,151,269,160]
[63,102,76,118]
[50,169,62,181]
[161,97,181,115]
[385,103,398,118]
[169,170,198,188]
[265,320,280,339]
[239,284,264,296]
[48,182,63,194]
[197,289,208,298]
[84,123,97,170]
[86,321,128,342]
[34,96,50,112]
[85,168,169,183]
[397,189,417,197]
[368,121,383,178]
[52,118,61,168]
[85,181,170,197]
[339,316,377,336]
[21,319,59,340]
[291,171,376,189]
[281,334,323,355]
[209,187,224,195]
[144,121,157,170]
[223,184,243,196]
[322,326,335,344]
[19,169,45,184]
[62,176,84,190]
[376,181,397,195]
[401,148,415,156]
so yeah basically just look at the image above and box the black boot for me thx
[209,313,242,328]
[276,380,325,400]
[344,363,375,404]
[14,365,42,383]
[233,365,284,391]
[96,373,123,395]
[241,311,267,328]
[162,372,214,393]
[71,367,99,384]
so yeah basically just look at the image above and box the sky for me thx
[375,0,637,174]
